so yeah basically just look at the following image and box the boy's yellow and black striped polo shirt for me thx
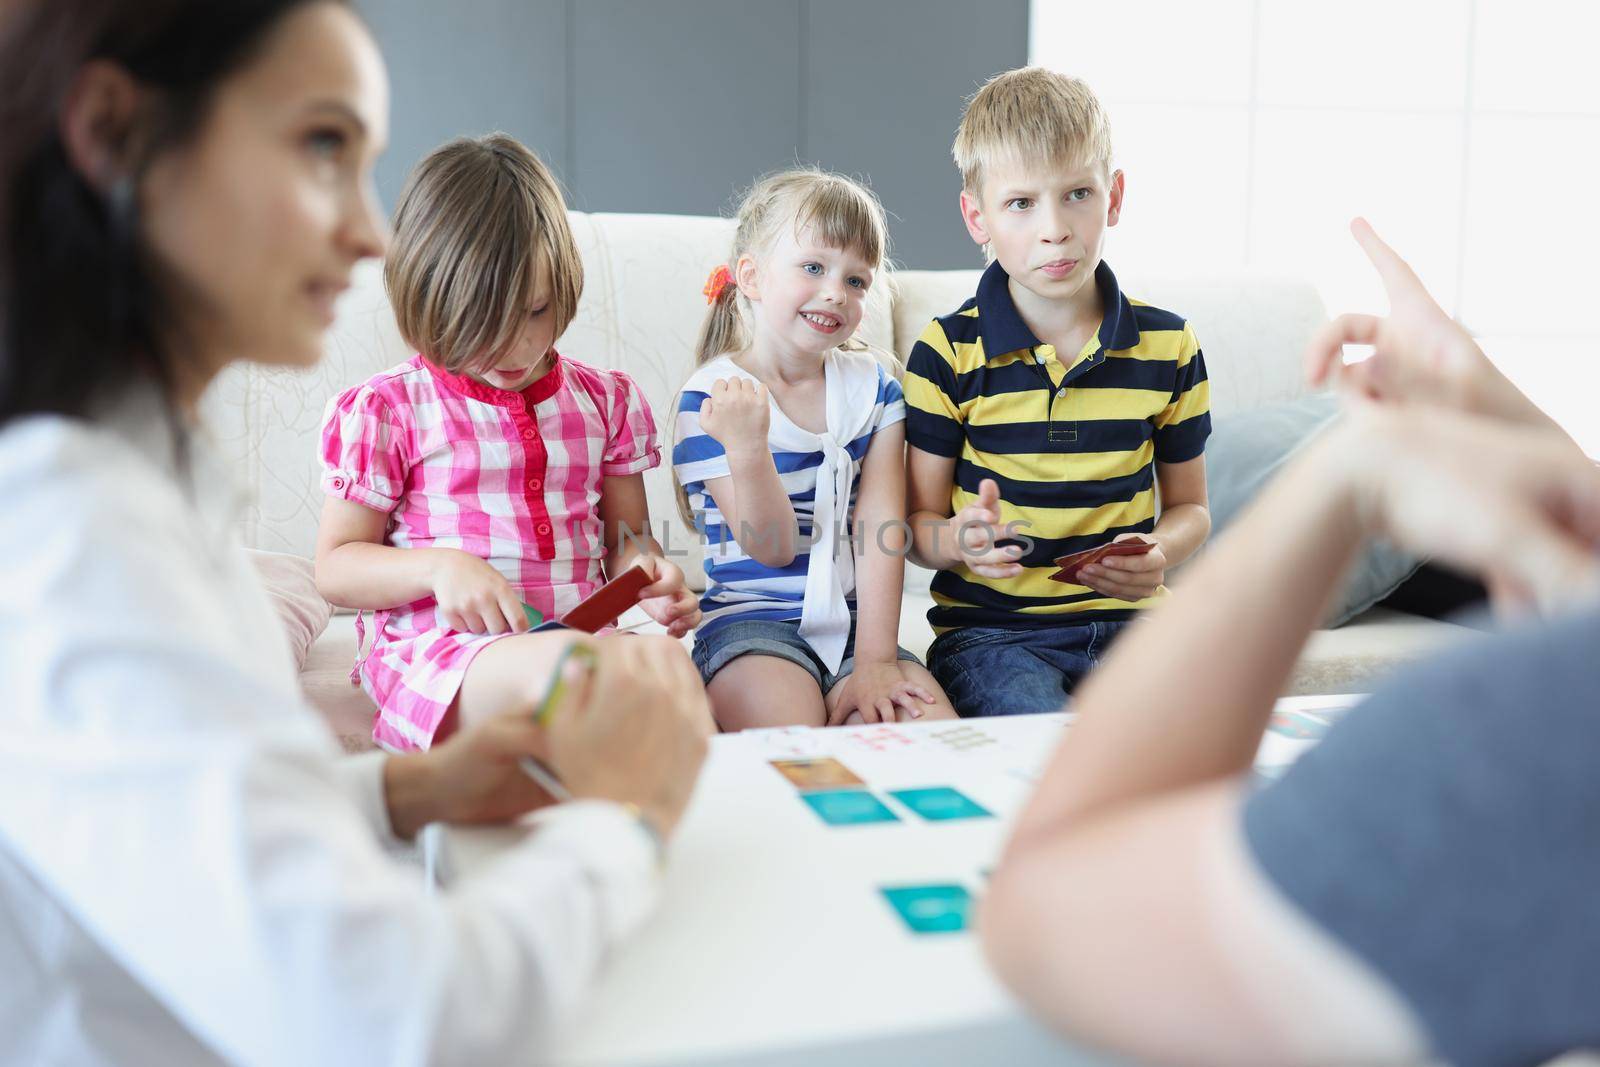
[903,259,1210,634]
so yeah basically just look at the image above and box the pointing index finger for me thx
[1350,217,1422,296]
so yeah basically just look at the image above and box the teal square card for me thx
[800,789,899,826]
[888,787,992,822]
[881,884,972,934]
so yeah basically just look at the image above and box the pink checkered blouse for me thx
[319,352,660,751]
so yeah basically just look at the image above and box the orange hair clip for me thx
[702,264,734,304]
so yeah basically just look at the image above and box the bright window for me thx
[1031,0,1600,455]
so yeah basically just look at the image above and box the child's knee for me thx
[630,632,692,661]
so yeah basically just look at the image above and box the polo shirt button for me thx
[536,522,551,536]
[527,478,542,491]
[522,428,536,440]
[331,476,345,490]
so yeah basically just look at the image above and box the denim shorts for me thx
[691,618,921,693]
[925,620,1131,718]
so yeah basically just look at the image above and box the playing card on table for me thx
[769,757,865,791]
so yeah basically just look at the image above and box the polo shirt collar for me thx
[419,349,567,407]
[974,258,1141,361]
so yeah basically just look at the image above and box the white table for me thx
[436,697,1359,1066]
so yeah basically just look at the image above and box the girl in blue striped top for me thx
[672,170,959,730]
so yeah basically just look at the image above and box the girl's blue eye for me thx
[802,262,822,275]
[847,276,865,289]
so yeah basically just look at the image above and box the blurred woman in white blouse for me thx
[0,3,711,1064]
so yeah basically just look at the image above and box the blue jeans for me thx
[691,618,920,692]
[926,621,1131,718]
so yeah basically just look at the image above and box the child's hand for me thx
[952,478,1024,578]
[828,661,937,726]
[699,377,771,457]
[631,555,700,638]
[431,550,530,635]
[1079,534,1167,602]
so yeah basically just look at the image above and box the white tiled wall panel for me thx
[1031,0,1600,453]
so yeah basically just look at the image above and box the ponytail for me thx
[691,266,747,367]
[674,264,749,526]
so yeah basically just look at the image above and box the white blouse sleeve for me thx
[0,427,658,1067]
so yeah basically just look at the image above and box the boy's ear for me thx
[60,60,146,193]
[733,252,761,301]
[959,189,991,247]
[1106,169,1126,228]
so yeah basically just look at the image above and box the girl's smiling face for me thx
[738,224,875,358]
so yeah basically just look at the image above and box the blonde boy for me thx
[903,68,1212,718]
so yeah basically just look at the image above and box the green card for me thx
[888,787,993,822]
[881,884,972,934]
[522,603,544,628]
[800,789,899,826]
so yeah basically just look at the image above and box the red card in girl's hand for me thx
[558,565,654,633]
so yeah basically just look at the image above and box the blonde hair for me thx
[676,167,891,526]
[953,67,1114,197]
[384,133,583,374]
[691,167,888,366]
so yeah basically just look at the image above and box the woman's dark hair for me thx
[0,0,345,428]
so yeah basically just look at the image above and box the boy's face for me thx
[960,158,1124,308]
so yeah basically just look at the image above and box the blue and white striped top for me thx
[673,351,906,638]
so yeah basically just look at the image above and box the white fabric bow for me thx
[796,350,881,672]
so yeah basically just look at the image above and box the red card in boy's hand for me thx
[1050,536,1155,584]
[558,565,654,633]
[1052,545,1108,571]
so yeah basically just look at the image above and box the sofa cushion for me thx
[892,591,1471,698]
[301,613,377,752]
[247,550,332,671]
[1199,394,1423,626]
[303,596,1472,749]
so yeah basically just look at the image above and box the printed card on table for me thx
[769,757,865,791]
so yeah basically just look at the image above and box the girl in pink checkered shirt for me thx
[315,135,700,753]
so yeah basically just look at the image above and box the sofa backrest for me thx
[203,210,1325,592]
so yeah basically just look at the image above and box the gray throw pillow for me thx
[1197,394,1422,627]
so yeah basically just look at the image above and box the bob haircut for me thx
[384,133,582,374]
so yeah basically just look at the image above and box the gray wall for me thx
[361,0,1028,269]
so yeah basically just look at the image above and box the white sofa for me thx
[202,211,1473,750]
